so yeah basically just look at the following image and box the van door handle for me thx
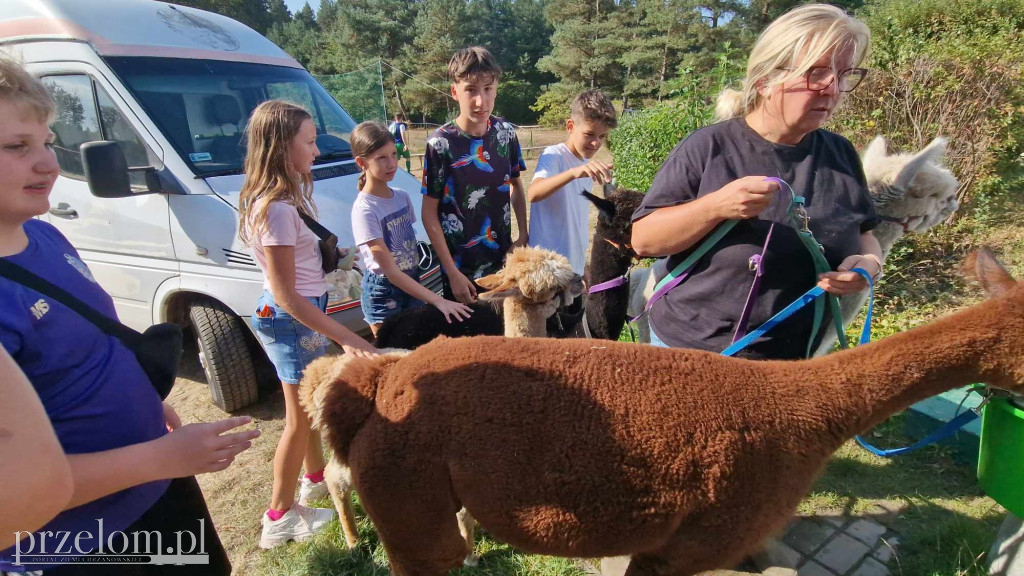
[49,203,78,219]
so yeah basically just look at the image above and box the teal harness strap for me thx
[772,178,849,356]
[648,177,849,359]
[653,219,738,293]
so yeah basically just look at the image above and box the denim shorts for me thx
[361,270,424,325]
[251,290,329,384]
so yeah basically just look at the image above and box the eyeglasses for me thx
[778,66,868,93]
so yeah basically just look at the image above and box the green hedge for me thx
[607,100,713,192]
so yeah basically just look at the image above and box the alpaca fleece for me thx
[374,303,503,350]
[306,249,1021,575]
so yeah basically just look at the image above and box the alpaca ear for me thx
[861,135,888,168]
[919,137,948,165]
[476,273,523,301]
[893,139,942,190]
[581,190,616,219]
[962,247,1016,298]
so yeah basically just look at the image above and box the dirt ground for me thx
[169,125,612,574]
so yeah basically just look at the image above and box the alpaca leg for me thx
[357,486,468,576]
[457,507,479,566]
[324,457,360,549]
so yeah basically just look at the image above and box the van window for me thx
[104,57,358,177]
[43,75,161,187]
[42,75,101,180]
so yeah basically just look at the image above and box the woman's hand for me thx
[432,298,474,324]
[818,254,883,296]
[154,416,260,477]
[712,176,779,219]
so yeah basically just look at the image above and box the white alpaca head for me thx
[861,136,960,234]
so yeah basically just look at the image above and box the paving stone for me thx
[814,533,873,575]
[798,560,837,576]
[816,510,848,528]
[751,538,804,570]
[846,519,888,546]
[872,541,897,563]
[784,519,837,556]
[597,556,630,576]
[851,557,891,576]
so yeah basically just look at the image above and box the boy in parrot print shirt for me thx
[421,46,527,304]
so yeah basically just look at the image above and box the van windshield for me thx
[104,57,357,177]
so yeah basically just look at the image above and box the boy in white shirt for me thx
[527,90,617,287]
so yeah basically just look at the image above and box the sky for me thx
[284,0,316,14]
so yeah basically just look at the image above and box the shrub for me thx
[834,0,1024,212]
[607,102,712,191]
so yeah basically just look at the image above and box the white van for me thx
[1,0,442,411]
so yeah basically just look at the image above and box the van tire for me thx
[189,300,259,412]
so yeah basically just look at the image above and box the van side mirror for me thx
[82,141,132,198]
[81,141,186,197]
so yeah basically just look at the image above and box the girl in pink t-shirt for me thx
[238,101,377,549]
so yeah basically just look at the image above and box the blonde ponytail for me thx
[714,88,748,122]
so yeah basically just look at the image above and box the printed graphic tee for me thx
[351,187,420,275]
[421,116,525,280]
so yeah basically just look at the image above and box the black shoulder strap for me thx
[297,210,334,241]
[0,258,144,347]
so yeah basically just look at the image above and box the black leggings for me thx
[46,477,230,575]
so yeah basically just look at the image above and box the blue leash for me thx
[721,267,875,357]
[721,266,979,457]
[854,410,980,457]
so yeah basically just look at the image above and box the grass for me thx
[169,161,1022,575]
[254,496,588,576]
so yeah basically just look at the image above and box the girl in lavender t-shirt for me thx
[238,101,377,550]
[349,121,472,336]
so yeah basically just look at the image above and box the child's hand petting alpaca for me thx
[574,159,613,185]
[431,297,474,324]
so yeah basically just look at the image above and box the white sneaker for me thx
[298,477,329,505]
[259,504,335,549]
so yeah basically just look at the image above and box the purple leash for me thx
[588,275,629,294]
[732,222,775,343]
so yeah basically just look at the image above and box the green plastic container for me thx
[977,395,1024,517]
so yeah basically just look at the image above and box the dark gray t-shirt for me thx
[632,118,878,359]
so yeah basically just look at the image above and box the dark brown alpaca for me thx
[576,184,645,340]
[301,249,1022,576]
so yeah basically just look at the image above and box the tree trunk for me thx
[760,0,772,28]
[659,39,669,102]
[394,83,408,118]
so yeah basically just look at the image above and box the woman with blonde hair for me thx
[238,100,376,548]
[631,4,884,358]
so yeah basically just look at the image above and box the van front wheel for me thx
[190,300,260,412]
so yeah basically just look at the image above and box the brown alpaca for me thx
[303,249,1021,576]
[301,246,583,555]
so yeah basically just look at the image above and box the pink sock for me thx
[266,507,289,522]
[305,467,325,484]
